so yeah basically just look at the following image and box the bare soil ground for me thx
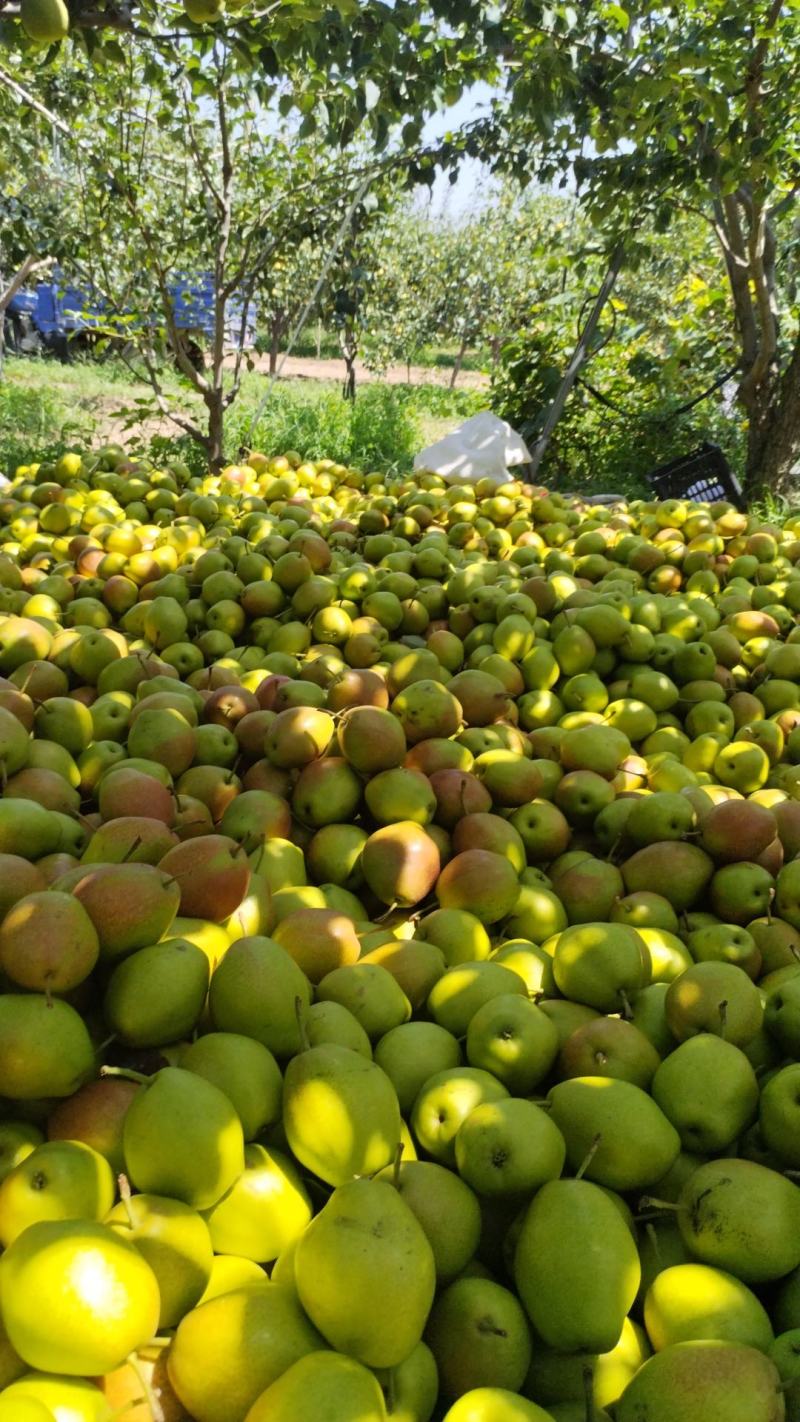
[233,353,490,389]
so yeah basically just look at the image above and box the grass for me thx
[0,354,485,476]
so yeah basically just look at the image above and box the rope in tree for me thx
[575,361,740,425]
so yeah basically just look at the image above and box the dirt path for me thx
[232,353,490,389]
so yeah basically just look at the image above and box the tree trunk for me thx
[450,335,469,389]
[745,334,800,498]
[528,246,625,479]
[269,321,280,377]
[205,390,225,469]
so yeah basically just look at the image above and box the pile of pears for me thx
[2,445,800,1421]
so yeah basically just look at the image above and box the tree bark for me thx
[527,246,625,479]
[269,321,280,376]
[450,334,468,389]
[745,333,800,497]
[205,390,225,468]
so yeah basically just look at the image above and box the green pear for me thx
[524,1316,650,1411]
[306,999,373,1057]
[553,922,651,1011]
[373,1340,438,1422]
[245,1350,387,1422]
[0,1121,42,1185]
[374,1021,461,1113]
[294,1178,436,1367]
[283,1043,401,1186]
[0,1140,115,1247]
[202,1144,310,1264]
[425,1276,531,1400]
[466,995,559,1094]
[652,1035,759,1153]
[615,1340,784,1422]
[764,975,800,1057]
[123,1067,245,1211]
[442,1391,555,1421]
[631,981,676,1056]
[769,1329,800,1419]
[167,1281,324,1422]
[665,960,763,1045]
[106,1191,213,1329]
[0,994,93,1099]
[316,962,411,1040]
[547,1076,680,1189]
[455,1099,566,1197]
[411,1068,509,1167]
[104,939,209,1048]
[557,1015,661,1089]
[427,962,527,1037]
[514,1178,640,1352]
[761,1064,800,1168]
[538,998,601,1048]
[644,1262,773,1352]
[208,935,312,1057]
[180,1032,283,1141]
[416,908,492,965]
[677,1158,800,1283]
[375,1159,481,1283]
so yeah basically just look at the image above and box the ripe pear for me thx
[514,1178,640,1352]
[180,1032,282,1140]
[0,994,93,1099]
[159,834,250,921]
[208,934,312,1057]
[361,821,441,907]
[81,813,177,864]
[0,800,60,859]
[557,1015,661,1089]
[547,1076,680,1190]
[167,1281,324,1422]
[123,1066,244,1211]
[72,863,180,959]
[652,1035,759,1153]
[294,1178,436,1367]
[553,921,651,1012]
[244,1350,387,1422]
[104,939,209,1047]
[622,840,714,910]
[644,1262,774,1352]
[615,1340,784,1422]
[425,1276,531,1399]
[0,1219,160,1376]
[106,1191,213,1329]
[677,1158,800,1283]
[0,890,99,993]
[436,848,520,924]
[443,1392,555,1421]
[0,854,45,919]
[283,1042,400,1186]
[47,1076,138,1176]
[202,1144,311,1262]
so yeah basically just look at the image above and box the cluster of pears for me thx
[1,443,800,1420]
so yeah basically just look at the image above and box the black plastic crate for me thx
[645,442,745,509]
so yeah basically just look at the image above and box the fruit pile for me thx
[0,446,799,1422]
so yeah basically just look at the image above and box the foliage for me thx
[492,213,746,495]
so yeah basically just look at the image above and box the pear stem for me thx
[575,1133,602,1180]
[295,996,311,1053]
[637,1196,682,1216]
[126,1349,165,1422]
[118,1173,136,1229]
[101,1065,152,1086]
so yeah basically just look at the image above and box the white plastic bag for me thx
[413,410,531,486]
